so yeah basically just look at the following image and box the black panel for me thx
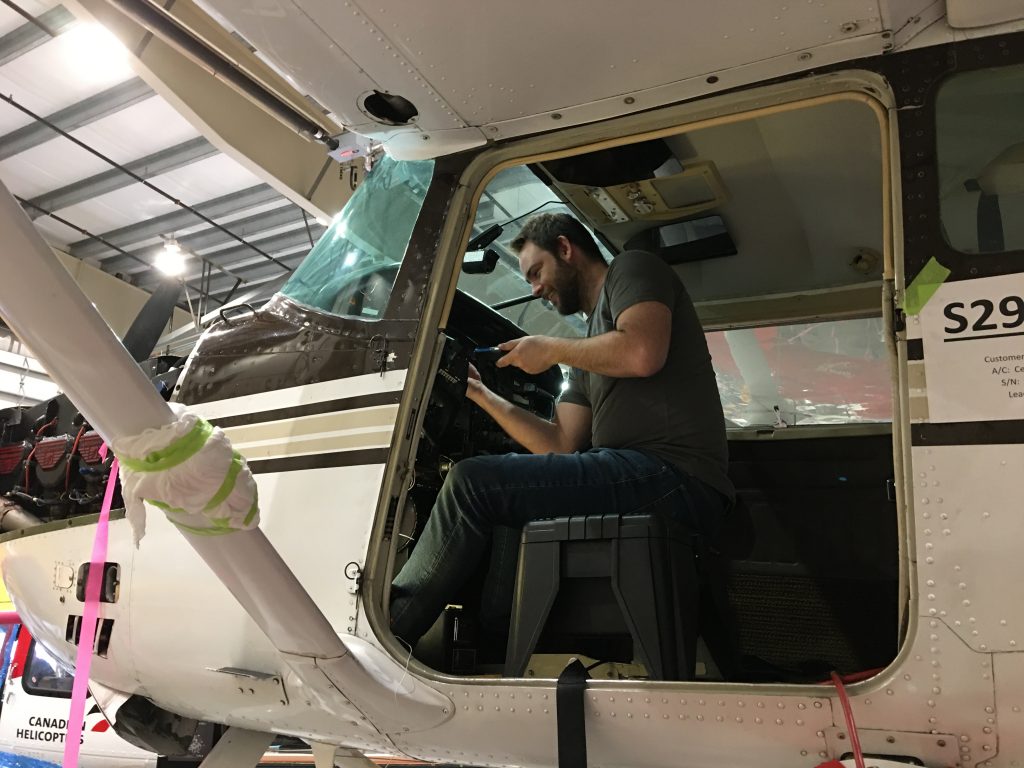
[725,432,898,677]
[912,419,1024,446]
[542,139,673,187]
[907,338,924,360]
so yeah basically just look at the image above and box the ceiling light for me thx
[155,239,186,277]
[58,24,133,84]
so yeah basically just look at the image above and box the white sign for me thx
[919,273,1024,423]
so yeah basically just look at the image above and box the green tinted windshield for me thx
[280,156,434,317]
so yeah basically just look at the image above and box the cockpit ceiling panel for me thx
[195,0,938,157]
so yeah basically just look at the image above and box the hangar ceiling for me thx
[0,0,354,317]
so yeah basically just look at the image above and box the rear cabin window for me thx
[937,62,1024,254]
[23,640,73,697]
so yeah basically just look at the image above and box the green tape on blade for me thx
[203,451,244,512]
[902,257,951,316]
[118,419,213,473]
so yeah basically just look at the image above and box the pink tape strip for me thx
[63,448,118,768]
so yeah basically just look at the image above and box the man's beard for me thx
[549,262,583,316]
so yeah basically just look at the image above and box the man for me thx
[390,212,733,647]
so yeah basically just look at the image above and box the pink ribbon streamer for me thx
[63,448,118,768]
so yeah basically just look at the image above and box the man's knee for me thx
[443,454,507,496]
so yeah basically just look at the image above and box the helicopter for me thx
[1,1,1024,767]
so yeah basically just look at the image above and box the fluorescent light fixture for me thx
[59,24,133,84]
[155,239,186,276]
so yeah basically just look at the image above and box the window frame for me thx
[22,639,74,699]
[934,62,1024,258]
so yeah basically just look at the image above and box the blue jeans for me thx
[389,448,727,646]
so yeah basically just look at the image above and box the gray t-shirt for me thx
[560,250,734,501]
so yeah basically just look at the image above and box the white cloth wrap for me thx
[112,402,259,545]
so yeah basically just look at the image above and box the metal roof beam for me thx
[0,78,155,162]
[201,256,304,301]
[157,262,291,307]
[105,203,310,274]
[24,136,218,218]
[0,5,75,66]
[135,227,321,294]
[70,183,283,260]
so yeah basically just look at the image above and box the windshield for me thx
[280,155,435,317]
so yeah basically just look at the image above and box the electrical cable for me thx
[65,424,86,494]
[306,156,333,200]
[504,199,562,229]
[0,92,292,275]
[833,667,884,685]
[22,416,58,492]
[830,670,866,768]
[301,210,316,248]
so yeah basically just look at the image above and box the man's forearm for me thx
[496,302,671,377]
[470,384,566,454]
[548,331,655,378]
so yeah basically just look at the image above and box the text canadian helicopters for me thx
[1,2,1024,768]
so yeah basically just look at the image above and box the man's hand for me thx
[495,336,560,374]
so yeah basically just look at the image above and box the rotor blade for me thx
[0,180,173,441]
[122,280,183,362]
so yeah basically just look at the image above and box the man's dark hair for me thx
[510,213,605,263]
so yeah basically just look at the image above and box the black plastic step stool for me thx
[503,512,700,680]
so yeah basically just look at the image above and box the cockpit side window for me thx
[279,156,435,318]
[709,317,891,427]
[22,640,73,698]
